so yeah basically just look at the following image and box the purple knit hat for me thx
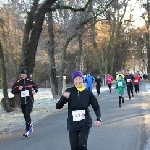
[72,71,83,82]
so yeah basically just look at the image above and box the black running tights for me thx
[127,85,133,98]
[21,102,33,131]
[69,128,90,150]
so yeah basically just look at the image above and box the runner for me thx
[133,72,141,94]
[116,75,126,107]
[95,75,102,96]
[56,70,102,150]
[124,70,134,100]
[106,74,114,93]
[84,73,95,91]
[11,69,38,137]
[116,71,125,81]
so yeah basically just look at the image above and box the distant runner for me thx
[11,69,38,137]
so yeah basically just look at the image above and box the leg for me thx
[121,94,124,103]
[137,84,139,92]
[97,85,100,96]
[130,85,134,97]
[119,96,121,107]
[110,84,112,93]
[78,128,90,150]
[25,102,33,131]
[89,86,92,91]
[134,85,137,93]
[69,130,79,150]
[99,85,101,95]
[108,84,111,93]
[127,86,131,99]
[107,84,110,90]
[21,104,26,121]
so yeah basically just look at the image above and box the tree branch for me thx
[50,0,92,12]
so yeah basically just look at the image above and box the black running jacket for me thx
[11,78,38,104]
[56,87,101,131]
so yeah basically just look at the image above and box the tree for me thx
[138,0,150,78]
[47,11,58,98]
[0,41,11,112]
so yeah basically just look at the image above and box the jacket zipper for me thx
[24,79,27,104]
[78,91,79,101]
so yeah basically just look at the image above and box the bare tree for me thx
[0,41,11,112]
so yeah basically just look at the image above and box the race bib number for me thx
[127,79,131,82]
[72,110,85,121]
[134,80,138,82]
[21,90,29,97]
[118,82,122,86]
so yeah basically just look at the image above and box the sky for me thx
[0,0,147,28]
[125,0,146,28]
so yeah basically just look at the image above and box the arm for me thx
[116,81,118,89]
[92,76,95,83]
[123,81,126,88]
[100,78,102,84]
[11,81,20,95]
[56,88,70,109]
[89,92,101,121]
[31,80,38,93]
[56,95,68,109]
[124,76,127,82]
[84,78,88,83]
[132,75,135,81]
[138,76,141,82]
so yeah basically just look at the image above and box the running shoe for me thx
[29,124,33,133]
[23,130,29,137]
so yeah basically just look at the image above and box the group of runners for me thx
[11,69,142,150]
[83,70,142,108]
[105,70,141,107]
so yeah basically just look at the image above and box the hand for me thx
[19,86,23,90]
[32,90,36,94]
[63,92,70,99]
[94,121,101,127]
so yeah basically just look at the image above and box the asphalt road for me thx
[0,81,148,150]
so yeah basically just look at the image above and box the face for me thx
[119,76,122,80]
[21,74,27,79]
[74,76,83,88]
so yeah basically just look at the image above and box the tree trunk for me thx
[47,11,58,98]
[20,0,57,77]
[76,31,83,70]
[147,0,150,80]
[93,41,102,74]
[58,34,76,95]
[0,41,11,112]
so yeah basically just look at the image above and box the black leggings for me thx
[108,84,112,89]
[69,128,90,150]
[96,85,101,95]
[134,84,139,93]
[21,102,33,131]
[127,85,133,98]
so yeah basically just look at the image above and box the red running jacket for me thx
[134,75,141,85]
